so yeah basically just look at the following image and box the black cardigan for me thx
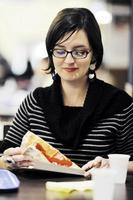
[34,77,133,148]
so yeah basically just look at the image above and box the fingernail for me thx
[5,158,16,165]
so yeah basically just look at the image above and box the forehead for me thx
[57,30,90,48]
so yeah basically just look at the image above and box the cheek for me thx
[82,66,89,75]
[78,60,90,72]
[53,58,63,71]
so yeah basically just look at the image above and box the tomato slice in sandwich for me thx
[36,143,72,167]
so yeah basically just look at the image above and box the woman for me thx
[0,8,133,177]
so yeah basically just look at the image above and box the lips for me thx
[63,68,78,72]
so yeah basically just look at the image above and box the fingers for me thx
[82,160,95,171]
[3,155,33,168]
[82,156,109,178]
[12,154,32,162]
[16,161,34,168]
[3,147,33,168]
[4,147,23,156]
[100,158,109,168]
[82,156,103,171]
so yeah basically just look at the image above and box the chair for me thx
[0,122,11,145]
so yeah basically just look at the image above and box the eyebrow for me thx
[55,44,89,49]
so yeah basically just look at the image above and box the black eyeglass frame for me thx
[51,49,92,59]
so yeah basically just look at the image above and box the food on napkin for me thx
[21,131,80,169]
[45,180,93,200]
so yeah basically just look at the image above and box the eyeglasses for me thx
[52,49,91,59]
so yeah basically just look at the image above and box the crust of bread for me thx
[21,131,59,157]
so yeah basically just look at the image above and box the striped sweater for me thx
[1,78,133,167]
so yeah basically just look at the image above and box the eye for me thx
[73,50,86,57]
[54,49,66,55]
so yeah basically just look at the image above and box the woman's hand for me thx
[3,147,33,168]
[82,156,109,178]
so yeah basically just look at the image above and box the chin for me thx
[61,76,83,83]
[59,72,86,82]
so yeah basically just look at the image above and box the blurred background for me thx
[0,0,133,123]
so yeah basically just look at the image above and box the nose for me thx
[64,52,75,64]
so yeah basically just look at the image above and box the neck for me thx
[61,78,89,107]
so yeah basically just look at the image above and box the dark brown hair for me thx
[45,7,103,74]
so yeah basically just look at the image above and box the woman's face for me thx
[52,29,93,83]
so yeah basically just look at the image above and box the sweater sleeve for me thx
[0,93,31,153]
[116,102,133,160]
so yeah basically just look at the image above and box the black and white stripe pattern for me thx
[5,92,133,167]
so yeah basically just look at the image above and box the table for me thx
[1,170,133,200]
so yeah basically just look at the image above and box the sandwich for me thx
[21,131,80,169]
